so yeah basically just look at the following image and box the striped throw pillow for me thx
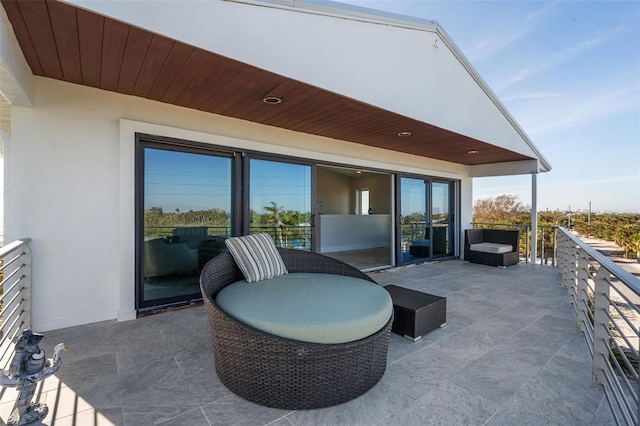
[225,233,288,283]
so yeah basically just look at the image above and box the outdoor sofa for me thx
[464,228,521,267]
[143,237,198,277]
[200,235,393,409]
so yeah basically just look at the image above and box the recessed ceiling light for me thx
[262,96,282,104]
[468,150,480,155]
[398,131,412,137]
[356,170,362,174]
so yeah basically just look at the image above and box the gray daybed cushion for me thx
[216,273,393,344]
[470,242,513,254]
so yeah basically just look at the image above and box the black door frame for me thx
[396,173,459,266]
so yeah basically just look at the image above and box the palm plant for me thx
[264,201,285,245]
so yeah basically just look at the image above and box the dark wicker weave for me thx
[200,248,393,410]
[385,285,447,340]
[464,229,521,267]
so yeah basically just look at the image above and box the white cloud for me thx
[496,25,634,92]
[521,83,640,136]
[465,3,556,63]
[501,91,562,102]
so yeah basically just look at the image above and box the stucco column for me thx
[531,172,538,263]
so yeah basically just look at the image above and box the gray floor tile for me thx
[449,349,540,405]
[429,325,504,363]
[486,372,601,426]
[285,380,415,426]
[591,398,619,426]
[379,380,500,426]
[201,394,291,426]
[268,418,295,426]
[385,347,469,399]
[47,406,126,426]
[496,324,576,367]
[156,407,210,425]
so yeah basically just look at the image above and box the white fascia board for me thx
[67,0,550,171]
[0,5,33,107]
[470,159,540,178]
[226,0,438,30]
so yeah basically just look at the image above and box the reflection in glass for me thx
[432,181,453,256]
[142,148,232,305]
[400,177,430,262]
[249,159,312,250]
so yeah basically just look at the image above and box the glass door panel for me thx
[249,159,312,250]
[140,147,232,308]
[315,165,393,270]
[432,181,452,257]
[399,177,431,263]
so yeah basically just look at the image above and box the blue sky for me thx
[145,148,232,212]
[340,0,640,213]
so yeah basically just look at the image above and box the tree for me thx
[473,195,529,225]
[264,201,285,245]
[264,201,284,227]
[614,224,640,262]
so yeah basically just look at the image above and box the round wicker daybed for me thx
[200,248,393,410]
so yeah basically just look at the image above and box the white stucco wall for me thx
[7,77,473,331]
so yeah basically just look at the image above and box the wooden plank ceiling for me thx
[1,0,533,166]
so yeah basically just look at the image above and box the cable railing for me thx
[144,225,230,239]
[557,228,640,425]
[249,225,312,250]
[0,239,32,372]
[144,225,312,251]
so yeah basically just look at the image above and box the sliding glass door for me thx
[432,181,454,258]
[137,146,315,312]
[398,176,455,264]
[136,137,457,312]
[399,177,430,263]
[139,145,233,310]
[315,165,393,270]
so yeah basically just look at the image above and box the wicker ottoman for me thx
[385,285,446,341]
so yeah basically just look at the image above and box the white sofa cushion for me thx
[470,242,513,254]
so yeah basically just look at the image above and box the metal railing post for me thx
[566,237,580,308]
[540,227,545,265]
[576,248,590,336]
[558,233,578,311]
[592,267,610,387]
[525,226,530,264]
[21,243,32,330]
[553,227,558,267]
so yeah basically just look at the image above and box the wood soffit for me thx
[1,0,534,166]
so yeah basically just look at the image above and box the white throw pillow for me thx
[224,233,288,282]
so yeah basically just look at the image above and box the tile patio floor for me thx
[0,260,617,425]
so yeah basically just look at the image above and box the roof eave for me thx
[434,25,552,173]
[227,0,551,173]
